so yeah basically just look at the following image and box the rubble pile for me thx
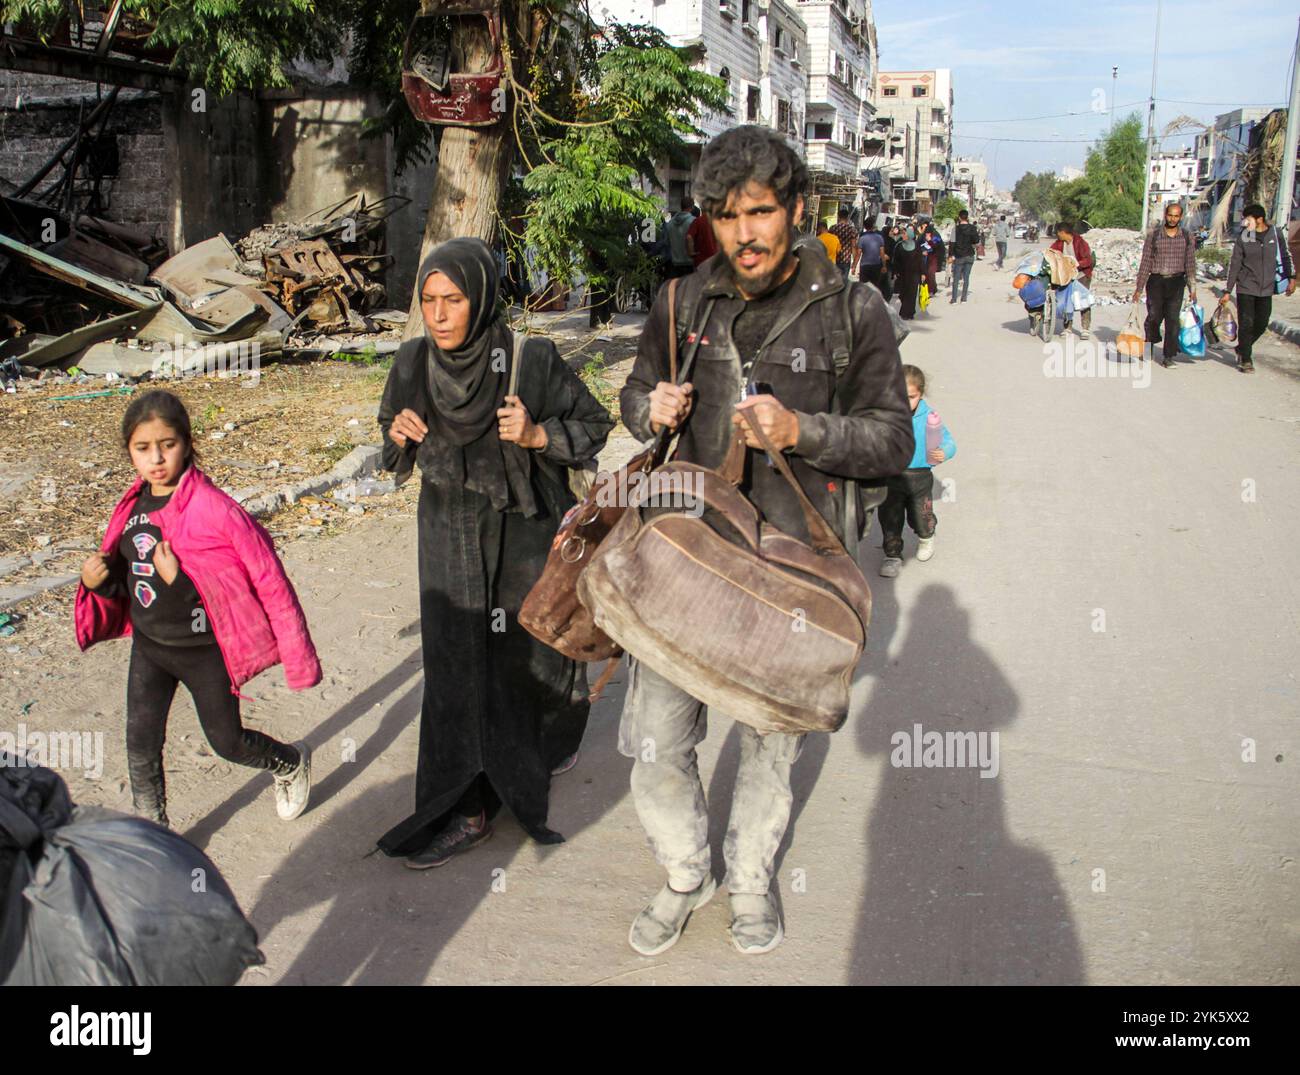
[0,191,410,385]
[1086,227,1227,292]
[1083,228,1145,288]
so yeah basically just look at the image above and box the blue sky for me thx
[872,0,1297,190]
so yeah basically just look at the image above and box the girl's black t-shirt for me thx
[112,487,214,647]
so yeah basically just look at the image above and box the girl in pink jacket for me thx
[77,389,321,827]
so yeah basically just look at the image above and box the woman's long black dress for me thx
[895,245,924,320]
[375,335,613,854]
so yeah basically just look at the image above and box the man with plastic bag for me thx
[1049,221,1094,339]
[1,754,263,985]
[1132,201,1197,368]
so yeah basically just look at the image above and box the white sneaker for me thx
[879,557,902,578]
[1079,329,1091,340]
[915,537,935,562]
[274,741,311,821]
[729,892,784,955]
[629,876,717,956]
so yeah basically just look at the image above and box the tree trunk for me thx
[402,5,530,341]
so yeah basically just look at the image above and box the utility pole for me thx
[1140,0,1162,233]
[1110,66,1117,131]
[1274,16,1300,227]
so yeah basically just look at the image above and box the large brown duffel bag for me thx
[576,411,872,735]
[518,278,718,664]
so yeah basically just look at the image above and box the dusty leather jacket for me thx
[620,240,915,545]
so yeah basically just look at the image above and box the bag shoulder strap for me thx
[738,409,844,557]
[508,331,526,397]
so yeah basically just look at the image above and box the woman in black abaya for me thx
[376,238,613,868]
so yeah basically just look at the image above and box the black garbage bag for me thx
[0,754,265,985]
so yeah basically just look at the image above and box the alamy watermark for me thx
[150,337,262,382]
[1,724,105,779]
[1043,335,1150,388]
[890,722,1000,779]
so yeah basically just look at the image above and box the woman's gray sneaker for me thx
[628,876,717,956]
[274,741,312,821]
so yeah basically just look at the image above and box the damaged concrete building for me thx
[1,14,437,374]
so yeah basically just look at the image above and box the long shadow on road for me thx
[848,582,1084,984]
[243,664,630,985]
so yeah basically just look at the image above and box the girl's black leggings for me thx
[126,631,299,776]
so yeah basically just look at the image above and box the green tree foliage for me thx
[2,1,335,94]
[4,3,726,303]
[1082,114,1144,229]
[1052,176,1090,228]
[1012,170,1060,222]
[521,23,728,294]
[932,195,967,224]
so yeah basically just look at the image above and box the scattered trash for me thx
[33,536,51,548]
[0,613,24,638]
[47,386,135,403]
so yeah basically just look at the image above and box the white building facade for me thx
[873,68,953,215]
[1148,152,1198,206]
[596,0,880,221]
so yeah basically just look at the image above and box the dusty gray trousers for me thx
[618,656,804,895]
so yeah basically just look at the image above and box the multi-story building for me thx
[952,156,994,207]
[795,0,880,218]
[873,68,952,215]
[1148,151,1198,209]
[1203,107,1271,234]
[597,0,879,222]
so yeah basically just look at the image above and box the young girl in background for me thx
[77,389,320,827]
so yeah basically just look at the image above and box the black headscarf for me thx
[414,238,539,517]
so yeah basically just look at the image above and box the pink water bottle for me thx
[925,411,943,461]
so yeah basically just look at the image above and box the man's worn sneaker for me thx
[729,892,783,955]
[879,557,902,578]
[405,812,493,870]
[916,537,935,562]
[1080,329,1091,340]
[274,741,311,821]
[1240,360,1255,374]
[551,752,579,776]
[628,876,717,956]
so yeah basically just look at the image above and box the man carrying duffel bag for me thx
[613,125,914,957]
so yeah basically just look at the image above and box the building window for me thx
[931,108,943,124]
[747,85,762,121]
[741,0,752,23]
[912,85,927,97]
[777,98,790,132]
[882,86,897,97]
[931,136,944,151]
[808,121,833,140]
[774,26,784,52]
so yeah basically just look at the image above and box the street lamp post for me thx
[1110,66,1117,131]
[1139,1,1162,233]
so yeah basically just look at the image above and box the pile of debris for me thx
[1085,226,1225,292]
[0,193,409,384]
[1083,228,1146,289]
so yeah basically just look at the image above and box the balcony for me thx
[805,139,860,178]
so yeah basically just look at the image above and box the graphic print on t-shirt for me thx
[134,580,157,608]
[133,531,157,559]
[131,561,156,576]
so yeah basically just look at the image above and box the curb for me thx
[239,444,382,518]
[0,445,385,611]
[1268,316,1300,348]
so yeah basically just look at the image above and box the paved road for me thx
[25,250,1299,984]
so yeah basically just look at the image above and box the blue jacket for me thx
[908,398,955,469]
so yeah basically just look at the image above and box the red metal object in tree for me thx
[402,2,507,128]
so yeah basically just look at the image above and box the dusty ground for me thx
[2,263,1296,985]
